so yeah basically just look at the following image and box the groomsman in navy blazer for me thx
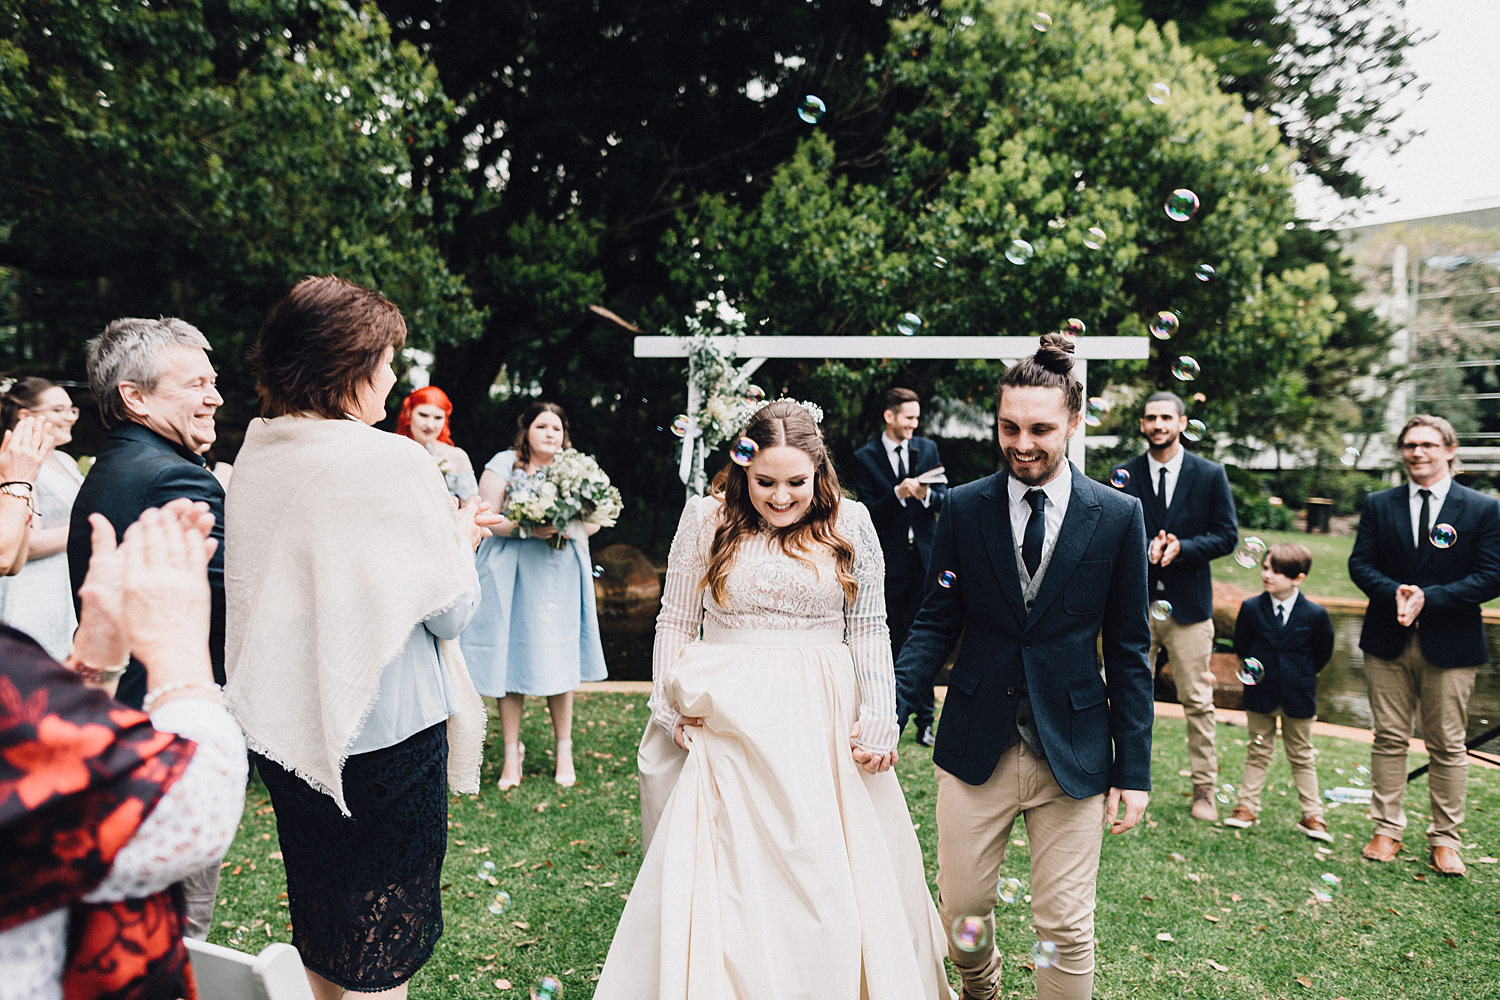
[1110,391,1237,821]
[897,336,1151,1000]
[1349,414,1500,877]
[852,387,947,746]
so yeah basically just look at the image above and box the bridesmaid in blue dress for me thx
[461,402,608,790]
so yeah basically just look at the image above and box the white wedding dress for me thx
[595,495,951,999]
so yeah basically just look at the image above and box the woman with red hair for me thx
[397,385,478,502]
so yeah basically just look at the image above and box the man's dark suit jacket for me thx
[1348,481,1500,669]
[1233,592,1334,719]
[68,422,227,707]
[851,435,947,579]
[895,465,1153,798]
[1111,450,1237,624]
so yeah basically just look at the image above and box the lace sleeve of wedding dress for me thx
[650,495,712,738]
[840,500,899,753]
[82,698,248,903]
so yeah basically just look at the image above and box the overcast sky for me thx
[1298,0,1500,228]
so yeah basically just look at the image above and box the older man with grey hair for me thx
[67,317,227,936]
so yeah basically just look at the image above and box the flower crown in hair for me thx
[0,377,13,396]
[754,397,824,425]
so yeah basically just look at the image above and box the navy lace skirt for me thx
[254,722,448,991]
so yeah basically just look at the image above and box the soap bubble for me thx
[1032,11,1052,31]
[591,564,604,578]
[530,976,564,1000]
[1341,447,1360,467]
[744,384,766,404]
[896,311,923,336]
[1005,239,1035,265]
[1062,317,1086,338]
[1150,599,1173,621]
[1237,657,1265,685]
[796,95,826,124]
[670,414,691,438]
[487,890,513,915]
[1031,940,1059,969]
[1183,418,1206,442]
[1313,873,1342,901]
[938,570,957,589]
[1109,468,1130,489]
[1195,263,1215,282]
[1164,188,1200,222]
[950,915,993,953]
[1216,783,1235,805]
[1147,81,1171,105]
[1233,536,1267,569]
[1429,523,1457,549]
[998,877,1024,904]
[934,254,949,269]
[1171,356,1201,382]
[1149,311,1179,340]
[1084,397,1110,427]
[476,860,496,881]
[731,437,758,466]
[1083,226,1107,250]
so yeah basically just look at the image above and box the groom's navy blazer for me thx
[895,464,1153,798]
[1348,481,1500,668]
[851,435,946,579]
[1111,450,1236,624]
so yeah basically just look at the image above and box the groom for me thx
[896,335,1153,1000]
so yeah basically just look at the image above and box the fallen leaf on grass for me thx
[1202,914,1221,923]
[268,851,284,860]
[1155,932,1174,942]
[494,978,511,990]
[1206,960,1229,972]
[1444,938,1457,949]
[1296,975,1314,988]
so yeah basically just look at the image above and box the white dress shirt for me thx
[1271,588,1300,624]
[1006,464,1073,581]
[883,433,933,510]
[1407,474,1452,548]
[1146,446,1186,510]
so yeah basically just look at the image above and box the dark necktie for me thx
[1022,489,1046,577]
[1418,488,1432,547]
[896,443,908,481]
[1157,466,1170,518]
[1276,603,1286,628]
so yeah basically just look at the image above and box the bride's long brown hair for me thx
[703,400,857,606]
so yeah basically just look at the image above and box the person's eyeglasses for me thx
[1399,441,1445,452]
[26,405,79,417]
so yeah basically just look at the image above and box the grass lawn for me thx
[210,693,1500,999]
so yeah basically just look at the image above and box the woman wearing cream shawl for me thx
[225,276,496,1000]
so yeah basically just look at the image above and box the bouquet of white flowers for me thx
[502,448,622,550]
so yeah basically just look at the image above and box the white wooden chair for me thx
[185,938,315,1000]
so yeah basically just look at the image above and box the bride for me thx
[595,399,951,999]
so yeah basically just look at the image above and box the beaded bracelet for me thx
[141,681,222,714]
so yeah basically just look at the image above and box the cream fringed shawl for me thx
[224,415,485,815]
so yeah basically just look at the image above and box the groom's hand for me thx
[1105,788,1149,834]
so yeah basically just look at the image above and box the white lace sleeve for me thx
[841,501,899,753]
[83,699,247,903]
[650,496,711,737]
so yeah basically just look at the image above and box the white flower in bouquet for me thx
[504,449,622,549]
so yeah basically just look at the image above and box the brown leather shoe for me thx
[1223,804,1257,828]
[1297,815,1334,843]
[1430,845,1467,877]
[1190,784,1218,822]
[1361,833,1402,862]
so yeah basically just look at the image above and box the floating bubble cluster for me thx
[670,414,691,438]
[1005,239,1035,265]
[731,437,759,466]
[1084,397,1110,427]
[797,95,826,124]
[1429,523,1457,549]
[1233,536,1267,569]
[1313,873,1342,902]
[950,915,992,953]
[934,254,949,269]
[1216,783,1236,805]
[1183,418,1206,443]
[1083,226,1107,250]
[487,890,512,915]
[1171,356,1201,382]
[1164,188,1200,222]
[476,861,496,881]
[591,564,604,578]
[1237,657,1265,685]
[938,570,957,589]
[1195,263,1215,282]
[744,384,766,404]
[531,976,564,1000]
[1149,311,1178,340]
[1063,317,1086,338]
[896,311,923,336]
[1109,468,1130,489]
[1150,599,1173,622]
[998,877,1024,904]
[1031,941,1059,969]
[1032,11,1052,31]
[1147,81,1171,105]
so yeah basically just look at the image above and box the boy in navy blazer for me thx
[1348,414,1500,876]
[1222,542,1335,840]
[852,387,947,745]
[896,335,1151,1000]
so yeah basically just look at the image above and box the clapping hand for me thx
[1148,530,1181,567]
[458,495,505,550]
[0,414,54,484]
[1395,584,1425,627]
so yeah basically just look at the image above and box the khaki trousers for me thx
[1149,615,1218,787]
[1365,635,1478,850]
[935,744,1103,1000]
[1237,710,1322,818]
